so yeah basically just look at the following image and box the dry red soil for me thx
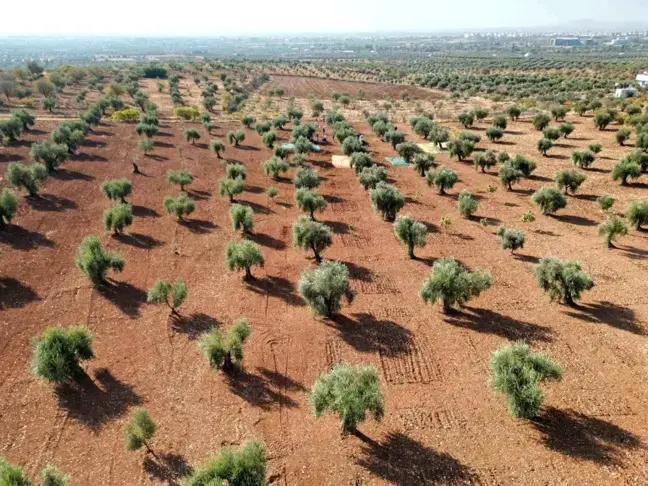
[1,113,648,485]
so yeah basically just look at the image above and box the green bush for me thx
[310,363,383,434]
[370,182,405,221]
[218,177,245,203]
[103,203,133,235]
[394,215,427,258]
[490,342,562,419]
[230,203,254,233]
[183,441,265,486]
[358,165,387,190]
[497,227,525,253]
[485,127,503,142]
[263,157,289,180]
[225,239,264,280]
[597,215,628,248]
[589,143,602,154]
[555,169,586,194]
[76,236,124,285]
[292,216,333,263]
[626,200,648,229]
[294,166,320,190]
[163,193,195,220]
[6,162,47,197]
[267,187,278,200]
[32,325,94,383]
[597,194,615,211]
[420,257,491,312]
[100,178,132,203]
[173,106,200,121]
[299,261,354,317]
[457,190,478,218]
[126,408,157,454]
[147,278,188,315]
[426,166,458,195]
[492,115,507,130]
[532,187,567,215]
[534,257,593,304]
[167,170,193,191]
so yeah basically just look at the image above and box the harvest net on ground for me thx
[281,143,321,152]
[332,155,351,168]
[417,142,448,154]
[386,156,409,166]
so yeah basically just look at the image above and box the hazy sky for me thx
[3,0,648,36]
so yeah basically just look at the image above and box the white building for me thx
[636,72,648,87]
[615,86,639,98]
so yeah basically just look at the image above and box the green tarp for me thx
[281,143,321,152]
[386,156,409,166]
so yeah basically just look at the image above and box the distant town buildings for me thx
[636,72,648,87]
[552,37,581,47]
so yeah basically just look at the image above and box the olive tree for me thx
[490,342,562,419]
[532,187,567,215]
[616,128,631,146]
[612,159,641,185]
[411,153,435,176]
[370,182,405,221]
[532,113,551,131]
[198,319,251,372]
[537,138,553,156]
[507,105,522,121]
[358,165,387,190]
[183,128,200,144]
[492,115,507,130]
[76,236,124,285]
[426,166,458,195]
[350,152,372,175]
[555,169,586,195]
[167,170,193,191]
[396,142,421,165]
[295,188,327,220]
[559,122,574,138]
[550,105,568,121]
[597,194,615,211]
[447,139,474,161]
[497,227,525,253]
[310,363,384,434]
[533,257,593,304]
[299,260,354,318]
[394,215,426,258]
[183,441,266,486]
[218,177,245,203]
[0,459,68,486]
[292,216,333,263]
[342,136,366,156]
[104,203,133,235]
[136,123,158,138]
[126,408,157,455]
[6,162,47,197]
[593,111,613,130]
[138,138,154,155]
[384,129,406,149]
[225,239,264,280]
[294,166,320,190]
[261,131,277,149]
[485,127,503,142]
[626,200,648,229]
[420,258,491,313]
[571,150,595,169]
[457,111,475,128]
[209,139,226,158]
[542,127,561,141]
[100,178,132,203]
[32,326,94,383]
[458,190,478,219]
[0,189,18,229]
[42,97,57,113]
[163,193,195,220]
[263,157,289,180]
[597,215,628,248]
[227,130,245,146]
[230,203,254,233]
[31,141,69,172]
[147,278,188,315]
[473,150,497,173]
[242,115,256,128]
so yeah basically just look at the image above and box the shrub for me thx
[499,162,523,191]
[458,190,478,218]
[32,326,94,383]
[627,149,648,172]
[100,178,132,203]
[426,166,458,195]
[485,127,503,142]
[507,105,522,121]
[0,117,24,142]
[394,215,426,258]
[299,261,354,317]
[147,278,188,315]
[0,188,17,229]
[173,106,200,121]
[490,342,562,419]
[358,165,387,190]
[626,200,648,229]
[138,138,154,155]
[12,109,35,130]
[163,193,195,220]
[370,182,405,221]
[263,157,289,180]
[218,177,245,203]
[183,441,265,486]
[420,258,491,312]
[555,169,586,194]
[532,187,567,215]
[534,258,593,305]
[492,115,507,130]
[241,115,256,128]
[636,132,648,152]
[542,127,561,141]
[521,211,535,223]
[411,153,434,176]
[559,122,574,138]
[457,111,475,128]
[225,239,264,280]
[198,318,251,372]
[230,203,254,233]
[589,143,602,154]
[616,128,631,146]
[261,131,277,148]
[537,138,553,156]
[497,227,525,253]
[571,150,595,169]
[126,408,157,454]
[295,188,327,220]
[593,111,613,130]
[612,159,641,185]
[597,194,615,211]
[183,128,200,144]
[6,162,47,197]
[473,150,497,173]
[227,130,245,146]
[292,216,333,263]
[294,166,320,190]
[350,152,372,175]
[532,113,551,131]
[76,235,124,285]
[597,215,628,248]
[272,115,289,129]
[103,203,133,235]
[167,170,193,191]
[310,363,383,434]
[396,142,421,164]
[255,121,272,135]
[267,187,278,200]
[42,97,57,112]
[112,108,140,122]
[40,464,69,486]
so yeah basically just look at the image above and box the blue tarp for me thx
[282,143,321,153]
[386,156,409,166]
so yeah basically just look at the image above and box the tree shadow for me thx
[554,214,596,227]
[188,189,211,201]
[324,194,344,203]
[51,168,95,181]
[534,229,560,237]
[244,273,302,305]
[0,225,55,250]
[443,307,553,343]
[179,218,216,234]
[550,154,570,160]
[82,139,107,148]
[564,301,643,335]
[514,253,540,264]
[248,232,286,250]
[239,199,272,215]
[245,185,265,194]
[132,205,161,218]
[147,154,169,162]
[143,453,193,486]
[70,153,107,162]
[573,194,599,202]
[257,367,307,392]
[155,141,175,148]
[98,280,147,318]
[225,368,298,410]
[26,193,77,212]
[55,368,142,433]
[333,313,414,355]
[355,431,478,485]
[171,312,220,340]
[532,407,641,465]
[115,232,163,249]
[339,260,374,282]
[0,277,40,309]
[529,174,553,182]
[322,220,351,234]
